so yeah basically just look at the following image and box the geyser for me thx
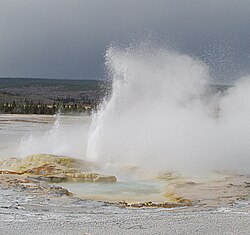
[87,44,250,175]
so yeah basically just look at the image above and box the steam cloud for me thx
[87,44,250,175]
[18,116,90,159]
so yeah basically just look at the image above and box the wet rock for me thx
[94,175,117,183]
[244,182,250,188]
[117,200,192,208]
[27,175,68,183]
[47,185,73,197]
[0,170,23,175]
[0,174,72,197]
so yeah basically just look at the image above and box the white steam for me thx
[18,115,90,158]
[87,45,250,174]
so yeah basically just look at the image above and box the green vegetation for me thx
[0,101,91,115]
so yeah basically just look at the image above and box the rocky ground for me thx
[0,154,249,234]
[0,184,249,235]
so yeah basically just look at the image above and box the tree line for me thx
[0,100,93,115]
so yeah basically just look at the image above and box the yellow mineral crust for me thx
[0,154,117,183]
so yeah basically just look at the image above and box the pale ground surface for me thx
[0,185,249,235]
[0,115,250,234]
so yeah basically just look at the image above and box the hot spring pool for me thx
[56,180,167,203]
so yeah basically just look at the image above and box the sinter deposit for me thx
[0,154,116,183]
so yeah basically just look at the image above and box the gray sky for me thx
[0,0,249,82]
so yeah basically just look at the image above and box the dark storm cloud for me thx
[0,0,249,81]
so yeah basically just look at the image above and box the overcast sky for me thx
[0,0,249,82]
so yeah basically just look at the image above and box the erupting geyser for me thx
[87,44,250,175]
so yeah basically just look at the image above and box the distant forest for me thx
[0,101,92,115]
[0,78,107,115]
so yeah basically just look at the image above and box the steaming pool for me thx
[56,180,166,203]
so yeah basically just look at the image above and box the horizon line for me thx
[0,76,103,81]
